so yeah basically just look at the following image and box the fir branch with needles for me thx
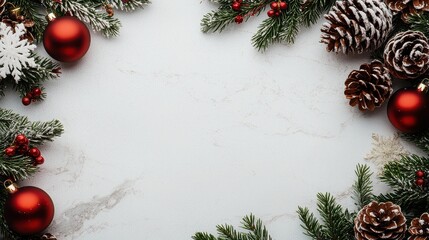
[193,214,273,240]
[0,108,63,239]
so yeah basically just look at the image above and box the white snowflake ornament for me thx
[0,22,37,83]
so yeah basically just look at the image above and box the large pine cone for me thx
[386,0,429,21]
[409,213,429,240]
[345,60,392,111]
[354,201,407,240]
[321,0,393,54]
[0,0,5,16]
[384,31,429,80]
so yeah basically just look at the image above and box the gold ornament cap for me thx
[417,78,429,93]
[4,180,18,194]
[46,13,57,22]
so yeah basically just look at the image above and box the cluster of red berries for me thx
[4,134,45,165]
[267,1,288,17]
[22,87,42,106]
[415,170,426,186]
[231,0,245,24]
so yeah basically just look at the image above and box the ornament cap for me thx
[4,180,18,194]
[46,13,57,22]
[417,78,429,93]
[9,7,21,19]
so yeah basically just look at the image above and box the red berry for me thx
[416,170,426,178]
[32,88,42,98]
[231,2,241,11]
[274,10,281,16]
[25,93,33,99]
[22,97,31,106]
[4,147,16,157]
[279,1,288,9]
[28,147,41,158]
[267,9,275,17]
[416,178,425,186]
[235,15,244,24]
[35,156,45,165]
[270,1,279,9]
[15,134,28,145]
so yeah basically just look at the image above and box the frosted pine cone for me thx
[354,201,406,240]
[345,60,392,111]
[384,31,429,80]
[386,0,429,21]
[409,213,429,240]
[321,0,393,54]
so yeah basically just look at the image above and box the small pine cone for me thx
[409,213,429,240]
[321,0,393,54]
[386,0,429,21]
[0,0,5,16]
[345,60,392,111]
[354,201,407,240]
[384,31,429,80]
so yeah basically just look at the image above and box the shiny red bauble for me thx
[231,2,241,11]
[43,16,91,62]
[4,186,54,236]
[387,87,429,133]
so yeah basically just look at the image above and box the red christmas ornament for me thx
[416,178,425,186]
[4,147,16,157]
[270,2,279,9]
[35,156,45,165]
[231,2,241,11]
[416,170,426,178]
[28,147,41,158]
[15,134,28,145]
[3,181,54,236]
[279,1,288,9]
[22,97,31,106]
[387,80,429,133]
[43,14,91,62]
[235,15,244,24]
[267,9,276,17]
[31,88,42,98]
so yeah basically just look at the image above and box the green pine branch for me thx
[300,0,336,27]
[91,0,150,11]
[352,164,373,209]
[401,130,429,155]
[297,207,326,240]
[9,0,47,42]
[193,214,272,240]
[378,154,429,214]
[408,13,429,39]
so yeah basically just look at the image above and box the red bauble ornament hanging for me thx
[43,14,91,62]
[3,181,54,236]
[387,80,429,133]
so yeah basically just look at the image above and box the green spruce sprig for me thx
[193,214,273,240]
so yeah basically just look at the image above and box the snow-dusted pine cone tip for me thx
[384,30,429,80]
[0,0,5,16]
[409,213,429,240]
[354,201,407,240]
[386,0,429,21]
[321,0,393,54]
[345,60,392,111]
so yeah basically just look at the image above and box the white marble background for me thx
[1,0,406,239]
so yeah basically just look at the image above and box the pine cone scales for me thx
[345,60,392,111]
[384,31,429,80]
[409,213,429,240]
[0,0,5,16]
[354,201,406,240]
[321,0,393,54]
[386,0,429,21]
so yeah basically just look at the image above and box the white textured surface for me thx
[1,1,399,239]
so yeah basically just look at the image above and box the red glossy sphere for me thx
[15,134,28,145]
[43,16,91,62]
[4,186,54,236]
[28,148,41,158]
[4,147,16,157]
[280,1,288,9]
[22,97,31,106]
[270,2,279,9]
[235,15,244,24]
[231,2,241,11]
[31,88,42,98]
[416,170,426,178]
[387,88,429,133]
[267,9,276,17]
[35,156,45,165]
[416,178,425,186]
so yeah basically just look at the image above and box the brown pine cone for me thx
[344,60,392,111]
[409,213,429,240]
[386,0,429,21]
[0,0,5,16]
[354,201,407,240]
[321,0,393,54]
[384,31,429,80]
